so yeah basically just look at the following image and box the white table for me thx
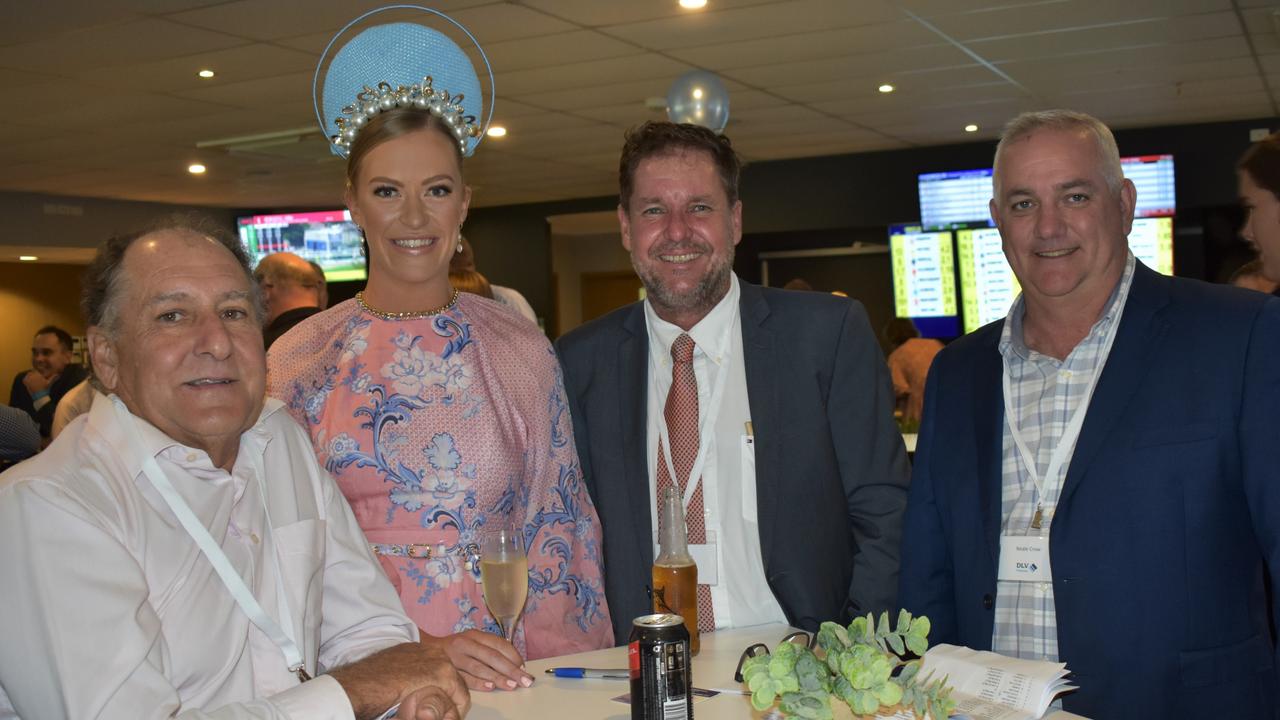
[467,623,1087,719]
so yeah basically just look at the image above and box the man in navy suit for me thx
[556,122,909,643]
[899,110,1280,718]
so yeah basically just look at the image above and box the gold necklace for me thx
[355,289,460,320]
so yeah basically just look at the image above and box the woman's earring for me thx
[456,224,464,253]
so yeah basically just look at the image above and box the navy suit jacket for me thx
[557,281,910,643]
[899,264,1280,719]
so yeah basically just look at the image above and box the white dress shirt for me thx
[0,394,416,720]
[644,273,789,630]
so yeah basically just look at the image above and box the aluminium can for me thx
[628,613,692,719]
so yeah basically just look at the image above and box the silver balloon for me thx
[666,70,730,133]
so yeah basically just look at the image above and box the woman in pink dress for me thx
[268,24,612,691]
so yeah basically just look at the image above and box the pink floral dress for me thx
[267,294,613,658]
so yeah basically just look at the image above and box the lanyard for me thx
[649,305,737,513]
[111,396,311,683]
[1000,289,1127,532]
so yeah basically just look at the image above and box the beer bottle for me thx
[652,485,700,655]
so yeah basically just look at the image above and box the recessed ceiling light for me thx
[964,124,979,133]
[692,88,704,99]
[878,84,895,93]
[18,255,37,262]
[486,125,507,138]
[188,163,207,174]
[197,69,215,79]
[679,0,707,8]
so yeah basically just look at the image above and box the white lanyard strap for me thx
[1001,290,1128,522]
[111,396,310,682]
[651,307,737,512]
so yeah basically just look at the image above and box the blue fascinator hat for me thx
[313,5,495,158]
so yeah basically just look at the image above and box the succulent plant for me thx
[740,610,956,719]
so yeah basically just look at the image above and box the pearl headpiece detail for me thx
[332,77,481,155]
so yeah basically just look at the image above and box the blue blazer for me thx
[899,263,1280,719]
[557,281,910,643]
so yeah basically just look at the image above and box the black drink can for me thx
[629,613,692,719]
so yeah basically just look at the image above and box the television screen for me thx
[238,210,366,282]
[1129,216,1175,274]
[918,154,1176,226]
[889,223,959,337]
[918,168,993,228]
[955,217,1176,334]
[956,225,1019,334]
[1122,154,1176,218]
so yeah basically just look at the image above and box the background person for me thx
[882,318,943,425]
[0,405,39,465]
[449,268,495,299]
[255,252,327,349]
[1238,130,1280,295]
[8,325,88,442]
[1227,258,1277,294]
[451,236,537,323]
[268,15,612,694]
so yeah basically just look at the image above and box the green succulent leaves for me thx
[740,611,957,719]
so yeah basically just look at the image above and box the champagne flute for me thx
[479,521,529,642]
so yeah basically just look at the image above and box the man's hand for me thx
[397,685,465,720]
[329,641,470,720]
[424,629,533,691]
[21,370,53,395]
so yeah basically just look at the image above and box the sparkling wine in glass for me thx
[479,522,529,642]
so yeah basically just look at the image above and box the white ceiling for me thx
[1,0,1277,212]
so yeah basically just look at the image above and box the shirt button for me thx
[186,453,198,462]
[1059,370,1072,379]
[250,532,260,544]
[1039,582,1050,592]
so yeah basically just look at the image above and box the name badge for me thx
[654,536,718,586]
[997,535,1052,582]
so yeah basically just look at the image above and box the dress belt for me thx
[371,541,481,570]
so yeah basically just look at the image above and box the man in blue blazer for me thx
[557,122,909,644]
[899,110,1280,718]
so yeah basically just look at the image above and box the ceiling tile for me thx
[497,53,691,97]
[77,43,315,93]
[724,44,978,89]
[666,21,939,70]
[484,30,643,72]
[515,0,782,28]
[170,70,312,108]
[603,0,904,51]
[967,12,1242,63]
[0,18,250,75]
[925,1,1235,42]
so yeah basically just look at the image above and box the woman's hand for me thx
[422,629,534,692]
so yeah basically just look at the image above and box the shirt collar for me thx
[87,392,285,479]
[644,273,740,368]
[999,251,1136,361]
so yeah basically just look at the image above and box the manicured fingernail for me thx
[484,681,494,690]
[506,679,518,689]
[521,675,534,687]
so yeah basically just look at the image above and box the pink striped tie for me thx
[656,333,715,633]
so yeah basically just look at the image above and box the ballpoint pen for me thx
[544,667,630,679]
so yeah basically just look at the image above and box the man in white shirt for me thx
[0,216,468,720]
[556,122,909,642]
